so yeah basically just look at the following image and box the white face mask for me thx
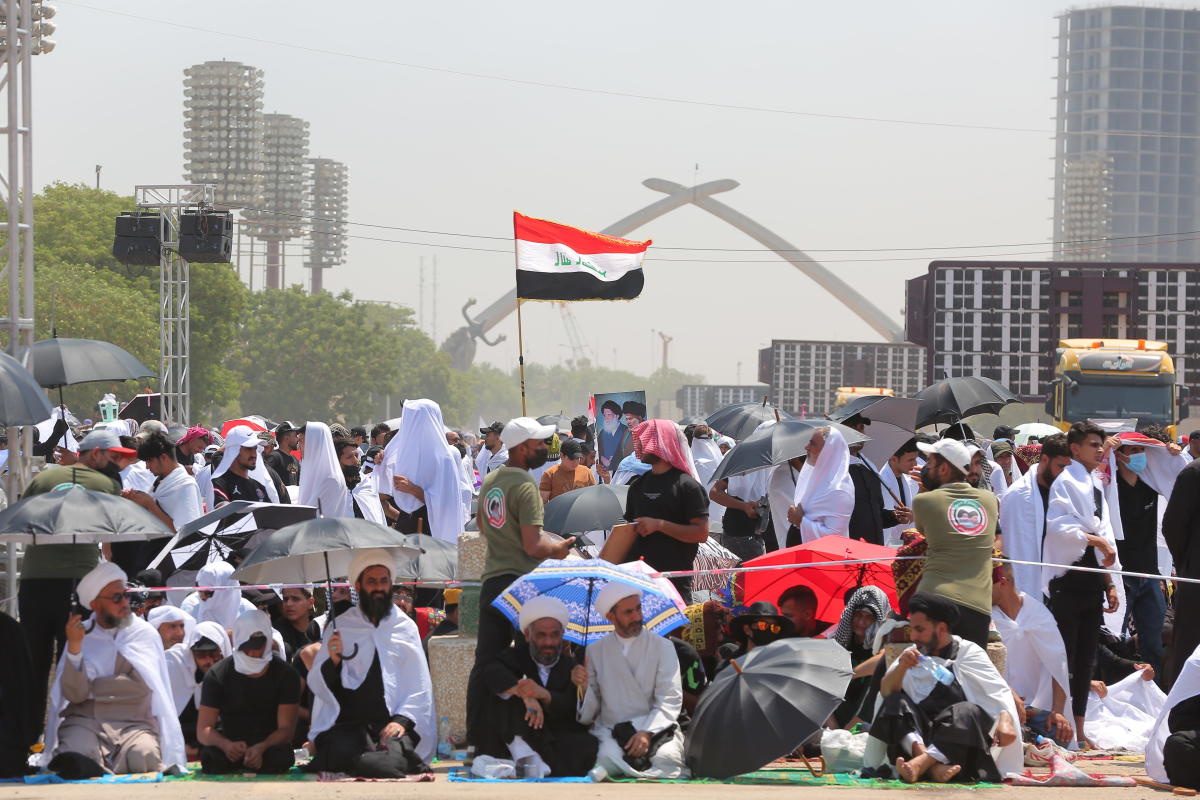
[233,650,271,676]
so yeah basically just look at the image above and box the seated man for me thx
[42,562,186,778]
[715,601,794,672]
[147,605,193,650]
[778,585,820,638]
[1149,644,1200,789]
[480,596,598,776]
[990,560,1074,745]
[165,621,230,760]
[307,549,435,777]
[576,582,687,780]
[197,610,300,774]
[866,592,1020,783]
[274,587,321,658]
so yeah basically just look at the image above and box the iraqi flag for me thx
[514,211,650,301]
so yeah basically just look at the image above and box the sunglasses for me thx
[100,591,129,605]
[749,620,782,634]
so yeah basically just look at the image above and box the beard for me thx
[640,452,660,466]
[102,612,133,630]
[526,450,549,470]
[602,416,619,436]
[341,464,361,489]
[359,590,392,622]
[920,464,942,491]
[529,641,561,667]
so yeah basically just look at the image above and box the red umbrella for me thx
[738,535,898,625]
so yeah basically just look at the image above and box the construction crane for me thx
[558,302,595,368]
[659,331,673,371]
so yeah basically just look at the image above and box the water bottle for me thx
[437,715,452,759]
[915,653,955,685]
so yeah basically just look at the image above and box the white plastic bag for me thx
[820,728,869,774]
[470,754,517,779]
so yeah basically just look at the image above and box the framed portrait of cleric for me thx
[592,390,646,473]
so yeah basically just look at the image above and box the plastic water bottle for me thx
[915,653,955,685]
[437,715,452,759]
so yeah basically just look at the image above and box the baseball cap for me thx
[77,429,137,458]
[190,635,222,652]
[917,439,973,473]
[560,439,583,459]
[500,417,555,450]
[1190,430,1200,441]
[273,420,299,435]
[479,420,504,436]
[443,587,462,606]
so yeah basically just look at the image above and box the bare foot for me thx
[928,763,962,783]
[895,756,929,783]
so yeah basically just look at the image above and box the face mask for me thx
[233,650,271,676]
[749,628,778,647]
[920,463,942,491]
[1126,452,1148,474]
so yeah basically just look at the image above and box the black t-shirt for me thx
[199,656,301,744]
[212,471,270,505]
[265,450,300,487]
[624,468,709,573]
[1117,476,1160,574]
[670,636,707,695]
[273,617,321,659]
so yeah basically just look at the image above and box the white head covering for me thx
[595,581,641,618]
[77,561,127,607]
[347,547,395,585]
[211,424,280,503]
[147,604,196,646]
[691,434,723,488]
[232,608,274,676]
[191,619,233,656]
[518,596,570,633]
[195,560,243,630]
[379,399,471,542]
[792,426,854,526]
[298,421,354,517]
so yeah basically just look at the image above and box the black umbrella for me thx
[147,501,318,574]
[706,400,794,441]
[393,533,458,584]
[0,485,172,543]
[915,375,1020,428]
[684,638,853,779]
[29,335,156,390]
[119,393,163,424]
[0,350,54,426]
[536,413,573,432]
[709,420,868,483]
[542,483,629,536]
[678,415,707,426]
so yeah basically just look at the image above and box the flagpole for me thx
[516,297,528,416]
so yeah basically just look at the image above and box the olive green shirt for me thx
[912,482,998,615]
[20,464,120,579]
[479,466,545,582]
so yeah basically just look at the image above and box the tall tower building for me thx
[241,113,309,289]
[304,158,348,294]
[1053,6,1200,262]
[182,60,265,208]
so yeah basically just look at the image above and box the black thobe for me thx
[480,644,598,776]
[847,460,900,547]
[869,641,1000,782]
[1165,695,1200,789]
[0,611,35,776]
[308,654,429,778]
[1164,461,1200,686]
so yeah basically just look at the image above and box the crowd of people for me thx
[2,398,1200,787]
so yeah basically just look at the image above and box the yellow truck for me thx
[1046,338,1189,437]
[833,387,894,410]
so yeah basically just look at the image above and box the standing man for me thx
[844,415,912,546]
[624,419,709,602]
[211,427,273,506]
[468,417,576,754]
[18,429,131,740]
[476,421,509,479]
[174,427,213,475]
[911,439,998,648]
[880,439,921,547]
[1164,450,1200,685]
[1187,431,1200,460]
[1043,421,1120,745]
[539,438,596,501]
[997,434,1072,596]
[265,422,300,487]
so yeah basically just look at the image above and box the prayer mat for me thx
[17,771,163,784]
[1008,752,1137,787]
[448,767,592,783]
[317,771,434,782]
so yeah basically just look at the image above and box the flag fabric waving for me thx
[514,212,651,301]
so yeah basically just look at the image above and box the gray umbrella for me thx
[233,517,422,585]
[0,350,53,427]
[706,400,794,442]
[392,533,458,584]
[29,335,155,389]
[684,638,852,779]
[709,419,868,483]
[542,483,629,536]
[0,485,172,543]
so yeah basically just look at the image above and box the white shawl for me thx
[210,425,280,504]
[768,463,800,550]
[475,445,508,479]
[153,465,203,531]
[1148,643,1200,782]
[998,464,1047,597]
[163,620,231,714]
[298,421,354,518]
[308,605,436,764]
[121,462,156,493]
[878,463,918,548]
[379,399,471,542]
[792,428,854,543]
[351,478,387,525]
[692,436,726,520]
[991,593,1074,738]
[1042,459,1122,598]
[42,615,187,772]
[1086,669,1165,752]
[1101,444,1187,541]
[193,560,246,631]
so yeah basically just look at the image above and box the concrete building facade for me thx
[757,340,926,418]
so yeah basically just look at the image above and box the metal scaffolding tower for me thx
[134,184,214,425]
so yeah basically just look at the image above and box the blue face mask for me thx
[1126,452,1148,474]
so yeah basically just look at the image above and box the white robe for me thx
[42,615,187,772]
[577,630,686,779]
[878,464,918,548]
[991,593,1074,739]
[163,620,231,714]
[121,462,156,493]
[1085,670,1165,752]
[863,637,1022,777]
[988,462,1008,496]
[998,464,1047,597]
[792,428,854,543]
[768,463,799,550]
[152,465,203,532]
[308,605,436,765]
[1148,643,1200,782]
[298,421,354,518]
[475,446,508,479]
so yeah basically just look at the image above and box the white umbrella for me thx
[1015,422,1063,446]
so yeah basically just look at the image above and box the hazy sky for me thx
[37,1,1062,384]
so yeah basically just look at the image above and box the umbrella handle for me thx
[323,550,358,661]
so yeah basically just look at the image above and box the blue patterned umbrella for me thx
[492,558,687,645]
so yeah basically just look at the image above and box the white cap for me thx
[77,561,127,607]
[594,581,641,618]
[917,439,973,473]
[347,547,395,584]
[518,596,570,633]
[500,417,556,450]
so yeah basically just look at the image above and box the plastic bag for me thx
[469,754,517,779]
[820,728,869,774]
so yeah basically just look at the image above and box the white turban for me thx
[594,581,641,618]
[518,596,570,634]
[347,547,395,585]
[147,605,189,628]
[77,561,127,607]
[191,620,233,657]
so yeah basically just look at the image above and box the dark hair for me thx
[842,414,870,429]
[1040,432,1070,460]
[777,584,817,611]
[1067,421,1105,446]
[365,445,384,460]
[334,439,358,459]
[384,429,399,445]
[136,432,177,462]
[370,422,390,439]
[1137,423,1170,444]
[893,437,919,458]
[683,424,696,445]
[908,591,960,625]
[571,415,589,438]
[580,441,595,455]
[940,422,973,441]
[350,426,367,439]
[601,399,621,415]
[119,435,138,450]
